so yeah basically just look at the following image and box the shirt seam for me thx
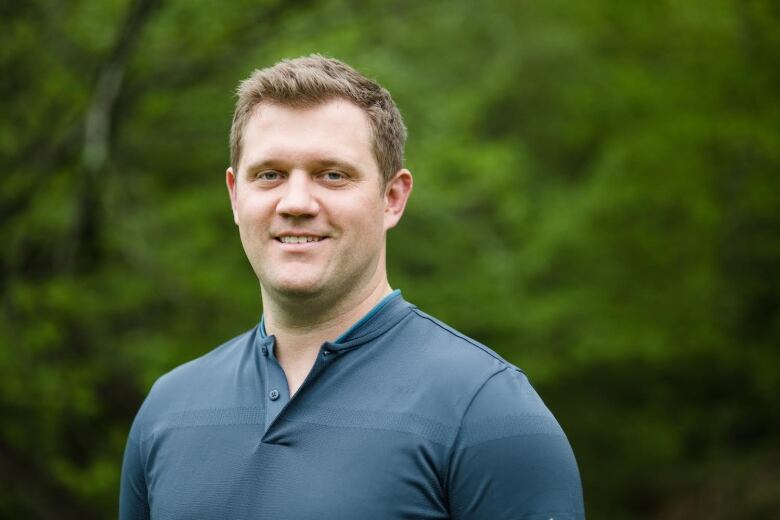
[410,310,515,367]
[442,365,510,496]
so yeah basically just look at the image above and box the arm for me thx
[119,428,150,520]
[447,368,585,520]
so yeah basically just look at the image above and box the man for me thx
[120,55,585,519]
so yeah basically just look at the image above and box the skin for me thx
[226,99,413,395]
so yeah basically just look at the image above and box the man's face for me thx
[227,99,409,304]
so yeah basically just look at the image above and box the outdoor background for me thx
[1,0,778,518]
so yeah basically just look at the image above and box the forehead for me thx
[239,99,376,172]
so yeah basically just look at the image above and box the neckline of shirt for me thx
[257,290,414,352]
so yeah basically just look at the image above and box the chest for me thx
[143,415,450,519]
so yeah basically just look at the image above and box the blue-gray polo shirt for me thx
[120,291,584,519]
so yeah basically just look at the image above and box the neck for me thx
[262,275,393,354]
[261,276,392,397]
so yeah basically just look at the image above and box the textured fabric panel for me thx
[459,414,565,448]
[139,406,265,440]
[278,406,459,446]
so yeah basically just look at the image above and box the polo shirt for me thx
[120,291,584,519]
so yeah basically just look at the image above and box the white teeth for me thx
[279,236,322,244]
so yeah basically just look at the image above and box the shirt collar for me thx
[257,290,413,352]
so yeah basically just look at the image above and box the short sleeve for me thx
[119,421,150,520]
[447,367,585,520]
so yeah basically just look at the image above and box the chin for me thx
[263,277,325,299]
[276,285,322,298]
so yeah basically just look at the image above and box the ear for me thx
[226,167,240,225]
[383,169,413,231]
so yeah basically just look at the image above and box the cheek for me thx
[237,196,272,222]
[346,207,383,237]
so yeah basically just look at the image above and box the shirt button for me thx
[268,389,280,401]
[322,349,331,357]
[261,347,268,357]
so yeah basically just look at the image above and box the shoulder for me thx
[388,305,550,424]
[407,307,513,366]
[395,306,583,516]
[409,311,585,517]
[447,365,585,518]
[153,329,254,393]
[132,328,257,428]
[458,367,561,443]
[405,309,560,435]
[398,306,524,389]
[402,307,509,368]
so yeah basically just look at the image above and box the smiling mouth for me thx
[276,236,325,244]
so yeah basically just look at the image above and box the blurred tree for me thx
[1,0,777,518]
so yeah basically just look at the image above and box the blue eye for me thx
[323,171,345,181]
[258,171,280,181]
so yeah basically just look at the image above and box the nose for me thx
[276,172,320,217]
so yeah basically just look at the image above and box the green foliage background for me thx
[1,0,778,518]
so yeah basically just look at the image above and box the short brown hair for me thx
[230,55,407,185]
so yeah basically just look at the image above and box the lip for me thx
[272,232,329,249]
[272,230,328,238]
[275,237,328,244]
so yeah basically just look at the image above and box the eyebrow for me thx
[242,159,282,174]
[314,159,358,172]
[242,157,359,175]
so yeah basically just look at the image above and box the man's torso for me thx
[121,294,584,519]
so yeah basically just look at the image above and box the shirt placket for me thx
[259,337,338,435]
